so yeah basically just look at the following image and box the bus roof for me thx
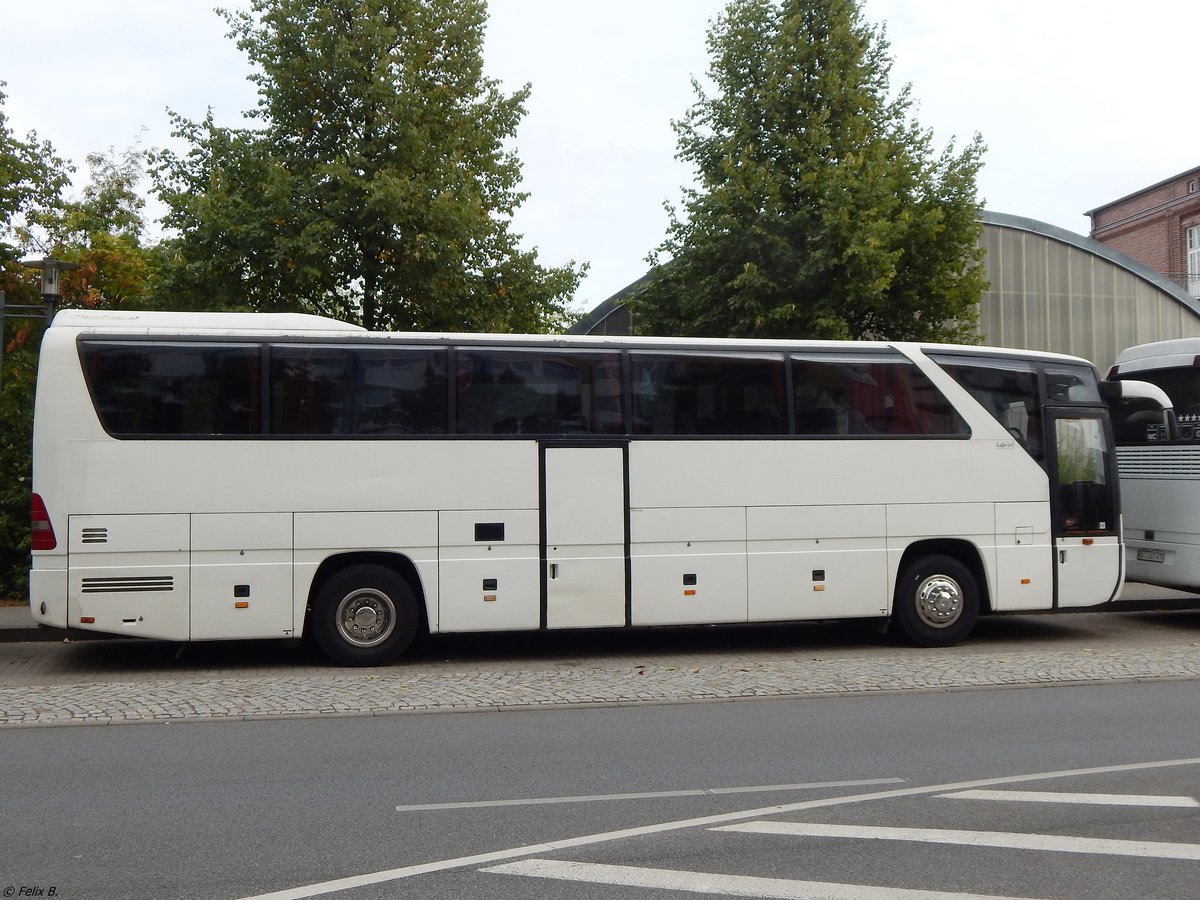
[1112,338,1200,374]
[50,309,367,335]
[48,308,1094,365]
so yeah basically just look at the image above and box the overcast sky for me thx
[3,0,1195,313]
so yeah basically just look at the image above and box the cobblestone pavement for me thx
[4,599,1200,729]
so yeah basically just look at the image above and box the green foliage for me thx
[23,147,159,308]
[631,0,986,342]
[2,96,158,598]
[0,324,39,599]
[0,82,71,268]
[0,84,72,599]
[150,0,584,332]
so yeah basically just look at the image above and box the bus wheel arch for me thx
[306,553,427,666]
[890,541,987,647]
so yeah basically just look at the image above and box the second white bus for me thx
[30,310,1124,664]
[1109,338,1200,590]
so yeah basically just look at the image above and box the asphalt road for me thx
[3,586,1200,898]
[4,680,1200,900]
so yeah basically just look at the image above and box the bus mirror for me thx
[1102,379,1171,411]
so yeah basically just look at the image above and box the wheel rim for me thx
[334,588,396,648]
[914,574,963,629]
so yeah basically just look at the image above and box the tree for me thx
[631,0,986,342]
[21,146,158,309]
[151,0,583,332]
[1,83,71,268]
[0,84,71,599]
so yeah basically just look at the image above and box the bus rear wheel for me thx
[311,564,418,666]
[891,554,979,647]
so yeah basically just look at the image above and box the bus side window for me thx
[792,352,966,437]
[456,349,623,436]
[80,341,262,437]
[934,358,1042,459]
[630,352,787,436]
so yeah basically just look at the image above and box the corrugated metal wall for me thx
[576,214,1200,374]
[979,214,1200,373]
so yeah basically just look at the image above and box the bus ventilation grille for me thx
[1116,447,1200,480]
[80,528,109,544]
[80,576,174,594]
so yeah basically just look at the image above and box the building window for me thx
[1189,225,1200,298]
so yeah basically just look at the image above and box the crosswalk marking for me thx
[483,859,1042,899]
[238,756,1200,900]
[937,790,1199,807]
[715,822,1200,860]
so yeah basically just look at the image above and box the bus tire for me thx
[311,564,418,666]
[891,554,979,647]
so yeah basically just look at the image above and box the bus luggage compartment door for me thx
[190,512,294,640]
[542,445,628,628]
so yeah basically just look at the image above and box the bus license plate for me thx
[1137,549,1166,564]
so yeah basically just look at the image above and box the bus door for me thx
[541,443,629,628]
[1047,409,1122,607]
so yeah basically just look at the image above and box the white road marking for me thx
[236,755,1200,900]
[394,778,906,812]
[938,789,1199,807]
[483,858,1043,900]
[716,822,1200,861]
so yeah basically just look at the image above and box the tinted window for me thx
[80,341,261,436]
[270,345,448,435]
[1044,364,1101,404]
[792,351,967,436]
[1119,368,1200,416]
[1108,397,1170,444]
[456,350,623,435]
[631,352,787,436]
[932,355,1042,458]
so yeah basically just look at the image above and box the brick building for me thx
[1087,165,1200,298]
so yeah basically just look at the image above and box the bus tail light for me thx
[31,493,58,551]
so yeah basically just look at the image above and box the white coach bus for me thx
[1108,339,1200,590]
[29,310,1125,665]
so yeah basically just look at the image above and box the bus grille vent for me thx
[81,576,174,594]
[1117,446,1200,480]
[80,528,109,544]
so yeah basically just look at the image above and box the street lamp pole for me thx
[0,258,80,393]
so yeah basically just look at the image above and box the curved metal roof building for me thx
[572,212,1200,373]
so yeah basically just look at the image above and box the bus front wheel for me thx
[891,554,979,647]
[311,564,418,666]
